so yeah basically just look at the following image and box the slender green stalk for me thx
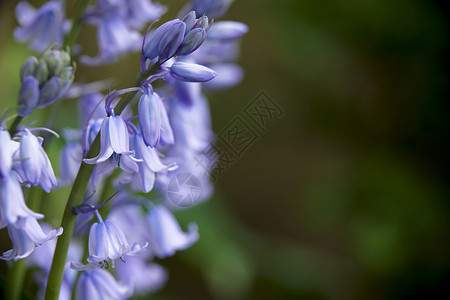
[63,0,91,49]
[8,115,23,136]
[44,68,157,300]
[7,259,26,300]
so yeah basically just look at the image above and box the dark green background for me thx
[1,0,449,299]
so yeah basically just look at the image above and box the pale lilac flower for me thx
[14,1,70,51]
[0,128,13,177]
[14,129,57,193]
[191,0,232,18]
[79,93,107,126]
[204,63,244,90]
[76,268,132,300]
[0,171,43,227]
[59,142,83,186]
[129,130,171,192]
[138,87,174,147]
[81,0,167,65]
[125,0,167,30]
[0,217,62,261]
[116,256,167,295]
[206,21,249,41]
[81,17,141,65]
[83,113,137,165]
[109,203,149,246]
[85,215,147,267]
[145,205,198,258]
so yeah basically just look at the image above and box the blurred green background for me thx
[1,0,450,299]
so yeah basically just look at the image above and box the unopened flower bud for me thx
[18,76,39,117]
[176,28,206,56]
[144,20,180,60]
[34,61,49,85]
[181,11,197,33]
[158,21,186,61]
[20,56,38,81]
[170,62,217,82]
[192,15,209,30]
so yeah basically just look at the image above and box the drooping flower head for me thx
[14,129,58,193]
[0,217,62,261]
[138,86,174,148]
[76,268,132,300]
[145,205,198,258]
[14,0,70,51]
[81,0,166,65]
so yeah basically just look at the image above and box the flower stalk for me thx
[44,67,157,300]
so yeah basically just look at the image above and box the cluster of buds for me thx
[18,48,74,117]
[143,11,211,67]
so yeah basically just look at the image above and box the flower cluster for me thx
[2,0,247,299]
[0,126,62,261]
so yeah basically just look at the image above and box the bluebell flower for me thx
[116,256,167,295]
[14,129,57,193]
[170,61,217,82]
[76,268,132,300]
[190,40,240,64]
[204,63,244,90]
[81,16,141,65]
[81,0,167,65]
[0,128,13,178]
[145,205,198,258]
[155,91,215,205]
[128,130,172,192]
[79,93,107,127]
[191,0,232,18]
[83,118,103,155]
[14,1,70,52]
[0,171,43,227]
[206,21,249,41]
[85,216,147,267]
[83,113,137,165]
[138,87,174,147]
[59,142,83,186]
[125,0,167,30]
[0,217,62,261]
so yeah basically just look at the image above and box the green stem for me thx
[7,259,26,300]
[8,115,23,136]
[63,0,91,49]
[44,67,157,300]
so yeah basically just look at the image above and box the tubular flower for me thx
[0,171,43,227]
[14,129,57,193]
[129,130,172,192]
[138,87,174,148]
[76,268,132,300]
[83,112,137,165]
[145,205,199,258]
[0,217,62,261]
[86,216,148,267]
[14,0,69,51]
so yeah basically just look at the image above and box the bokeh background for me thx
[1,0,450,299]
